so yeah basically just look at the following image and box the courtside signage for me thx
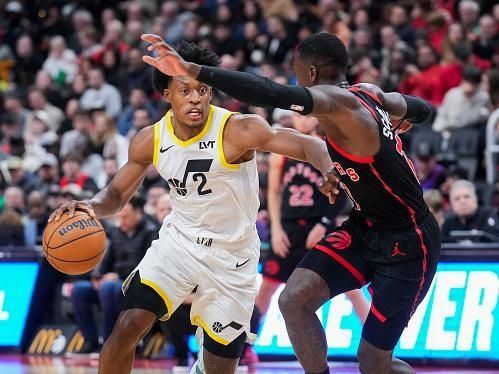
[256,262,499,360]
[0,262,39,347]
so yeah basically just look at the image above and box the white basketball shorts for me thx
[122,222,260,346]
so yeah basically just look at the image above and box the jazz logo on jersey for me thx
[167,159,213,196]
[333,162,359,182]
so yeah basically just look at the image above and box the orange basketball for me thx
[42,210,107,275]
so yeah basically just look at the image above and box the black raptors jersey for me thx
[280,158,329,220]
[325,88,427,225]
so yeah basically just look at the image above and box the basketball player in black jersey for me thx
[243,113,370,364]
[143,32,440,374]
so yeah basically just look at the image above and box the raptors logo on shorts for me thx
[325,230,352,250]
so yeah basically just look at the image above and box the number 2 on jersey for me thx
[167,159,213,196]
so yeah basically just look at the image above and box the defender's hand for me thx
[271,226,291,258]
[48,200,96,222]
[305,223,327,249]
[319,168,340,204]
[141,34,190,76]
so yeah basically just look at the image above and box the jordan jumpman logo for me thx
[391,242,406,257]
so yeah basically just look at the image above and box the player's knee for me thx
[278,284,306,319]
[357,342,390,374]
[108,310,150,348]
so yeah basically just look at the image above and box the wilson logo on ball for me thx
[58,219,100,237]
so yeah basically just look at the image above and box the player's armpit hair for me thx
[401,94,433,124]
[198,66,314,115]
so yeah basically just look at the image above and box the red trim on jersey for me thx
[353,94,379,122]
[348,87,382,105]
[315,244,366,285]
[326,136,374,164]
[369,165,429,318]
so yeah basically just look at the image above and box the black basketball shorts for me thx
[297,211,441,350]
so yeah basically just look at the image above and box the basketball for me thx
[42,210,107,275]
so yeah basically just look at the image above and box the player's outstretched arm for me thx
[226,114,339,203]
[353,83,433,127]
[49,127,154,221]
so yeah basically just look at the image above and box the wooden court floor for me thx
[1,355,498,374]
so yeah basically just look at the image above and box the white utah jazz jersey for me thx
[152,105,259,245]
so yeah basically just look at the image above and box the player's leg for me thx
[357,215,440,374]
[279,227,370,373]
[345,289,370,324]
[201,331,247,374]
[190,236,261,373]
[98,272,166,374]
[99,223,197,373]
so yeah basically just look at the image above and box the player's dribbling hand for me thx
[141,34,189,76]
[319,168,340,204]
[48,200,96,222]
[271,226,291,258]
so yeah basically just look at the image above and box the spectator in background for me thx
[80,67,122,119]
[60,109,92,160]
[25,87,64,133]
[33,153,59,196]
[13,34,42,90]
[4,157,37,194]
[399,44,446,106]
[143,184,168,217]
[70,195,157,354]
[117,88,156,136]
[424,189,445,228]
[78,26,105,64]
[42,35,79,86]
[96,157,119,189]
[433,65,491,133]
[414,143,448,192]
[24,190,48,246]
[3,91,30,128]
[389,4,415,47]
[0,208,24,245]
[119,48,152,98]
[127,108,152,140]
[59,152,98,194]
[91,112,129,168]
[473,15,498,62]
[459,0,480,37]
[155,193,172,226]
[442,180,499,242]
[101,49,124,88]
[264,16,294,65]
[379,25,412,79]
[0,114,21,155]
[2,185,25,214]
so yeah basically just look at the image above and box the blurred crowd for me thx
[0,0,498,361]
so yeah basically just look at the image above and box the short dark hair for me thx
[296,32,349,76]
[152,40,220,93]
[462,65,482,85]
[128,194,145,211]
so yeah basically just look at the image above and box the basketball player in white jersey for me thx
[49,41,338,374]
